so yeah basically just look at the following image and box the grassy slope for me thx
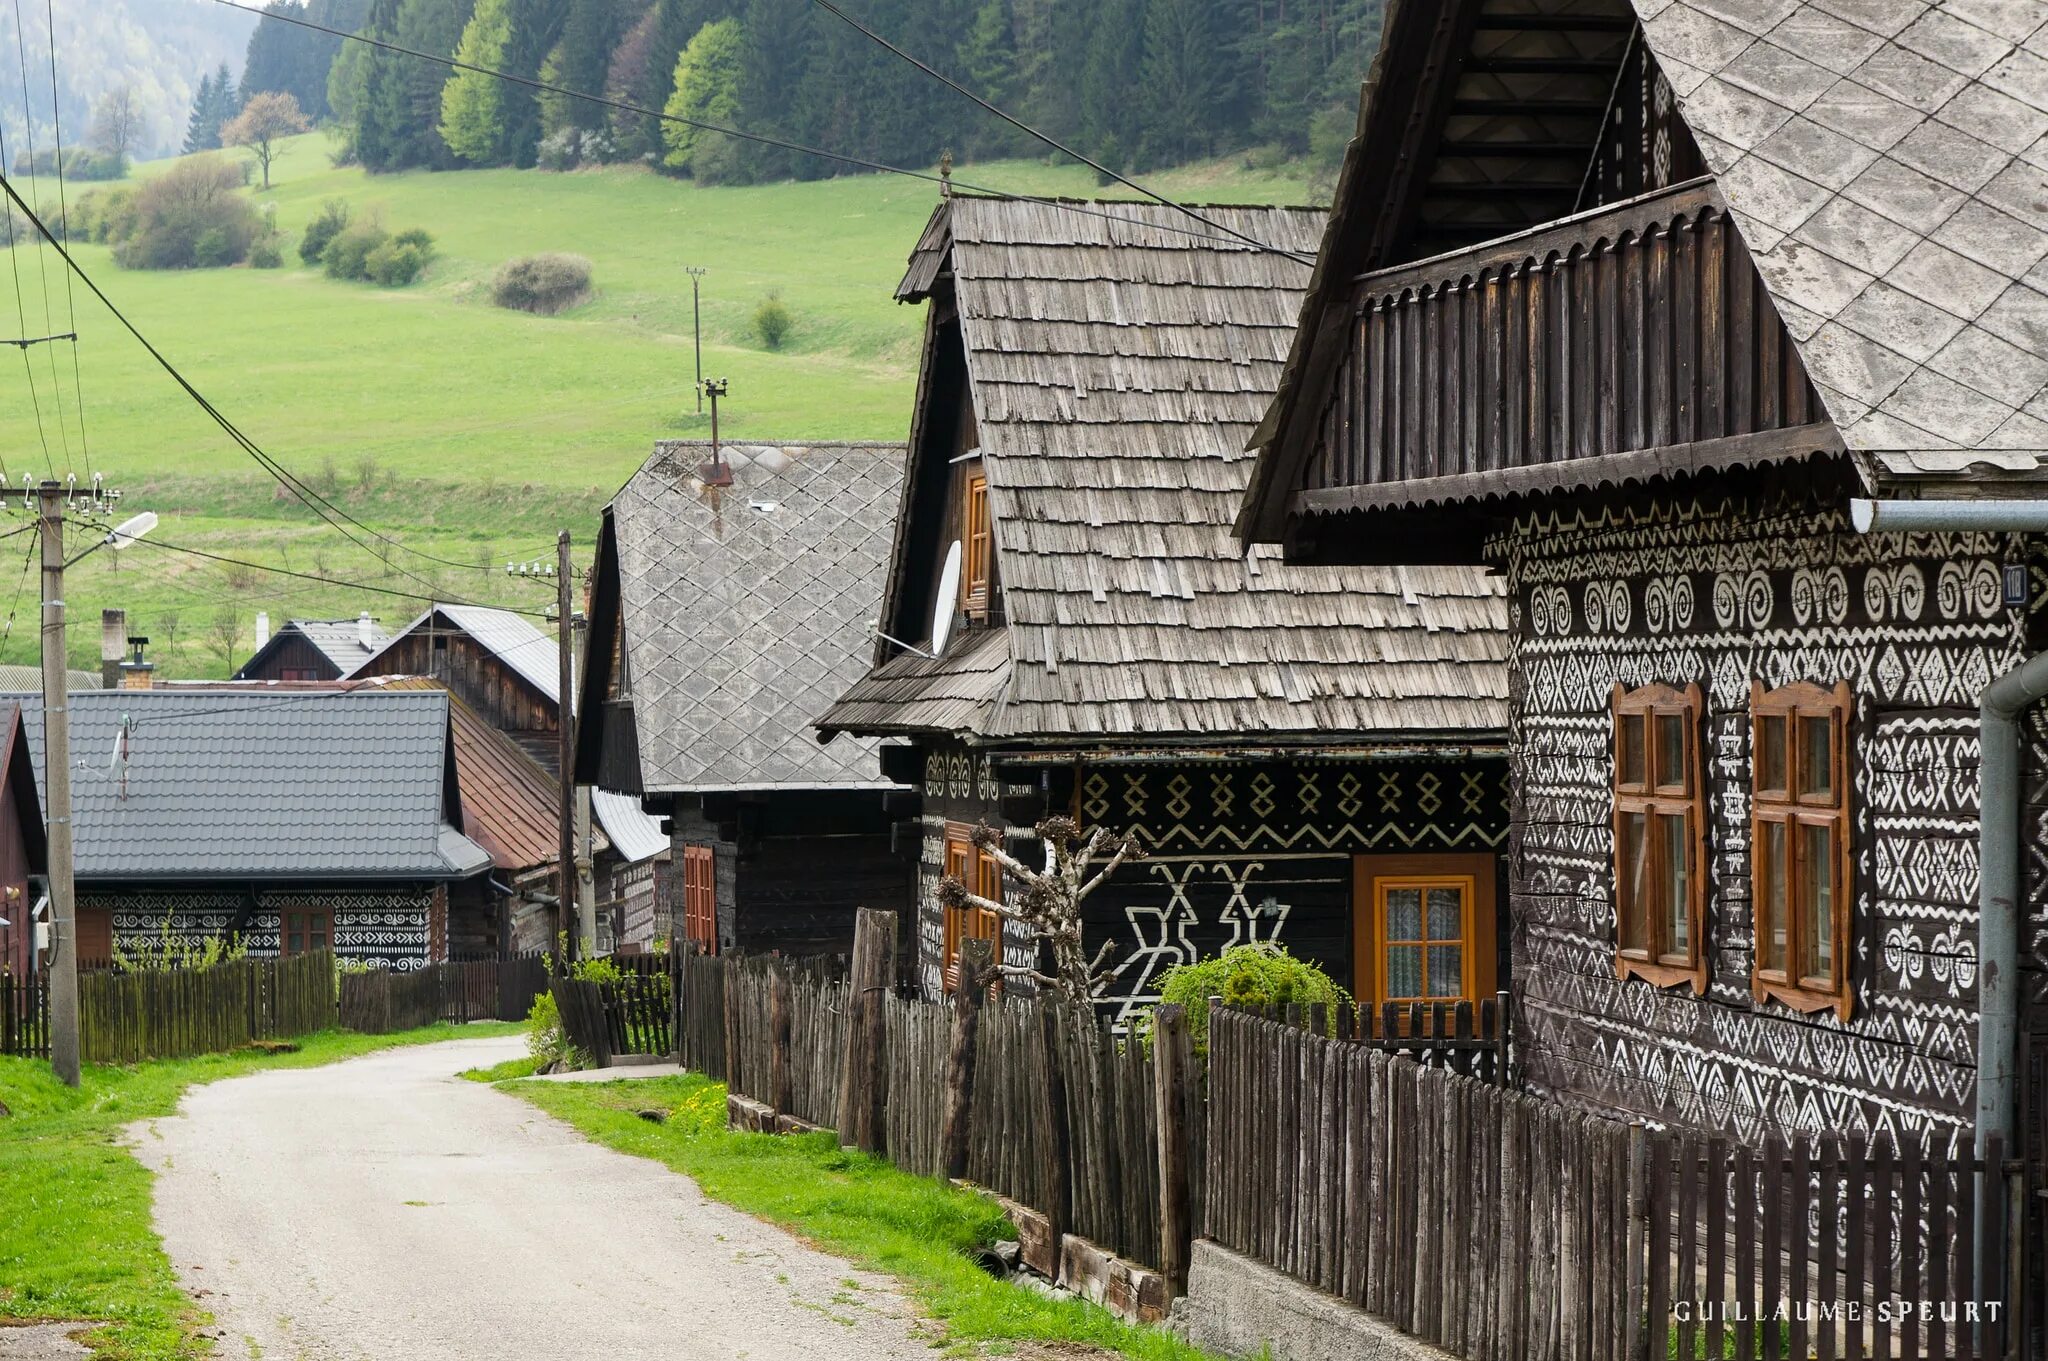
[508,1072,1216,1361]
[0,135,1312,674]
[0,1022,520,1361]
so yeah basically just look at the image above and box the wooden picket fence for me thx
[1205,1006,2045,1361]
[77,950,336,1064]
[338,954,553,1034]
[1,971,46,1056]
[551,968,673,1066]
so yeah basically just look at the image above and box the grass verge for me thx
[0,1022,520,1360]
[460,1053,541,1083]
[503,1072,1214,1360]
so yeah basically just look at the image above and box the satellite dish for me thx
[932,540,963,655]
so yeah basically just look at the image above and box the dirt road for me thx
[128,1035,929,1361]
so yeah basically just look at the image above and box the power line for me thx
[211,0,1309,259]
[0,170,527,601]
[806,0,1315,266]
[135,535,553,620]
[0,102,44,480]
[42,0,90,482]
[10,0,73,478]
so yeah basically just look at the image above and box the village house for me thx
[0,704,46,977]
[11,687,491,968]
[1237,0,2048,1152]
[352,602,669,951]
[233,613,390,682]
[816,196,1510,1025]
[578,439,916,959]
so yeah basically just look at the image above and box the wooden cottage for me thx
[233,614,390,682]
[1238,0,2048,1149]
[11,687,491,969]
[578,439,917,958]
[817,197,1511,1026]
[0,704,47,977]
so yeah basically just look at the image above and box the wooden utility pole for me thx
[39,482,78,1086]
[555,530,577,967]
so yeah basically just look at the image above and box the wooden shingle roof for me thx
[821,196,1509,744]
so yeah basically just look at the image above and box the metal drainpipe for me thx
[1853,497,2048,1316]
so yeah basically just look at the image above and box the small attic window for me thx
[963,473,991,618]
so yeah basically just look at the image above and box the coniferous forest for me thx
[234,0,1385,183]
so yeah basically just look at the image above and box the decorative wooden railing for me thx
[1302,178,1822,495]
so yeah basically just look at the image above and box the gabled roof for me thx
[0,665,98,691]
[598,440,907,792]
[0,703,46,874]
[353,604,563,708]
[1243,0,2048,535]
[9,688,487,881]
[820,195,1510,745]
[379,676,569,878]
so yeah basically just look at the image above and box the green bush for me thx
[322,221,389,280]
[365,240,425,286]
[298,197,351,264]
[524,989,582,1070]
[192,227,236,268]
[106,158,259,269]
[392,225,436,257]
[490,252,592,314]
[753,292,793,350]
[249,239,284,269]
[1150,942,1349,1056]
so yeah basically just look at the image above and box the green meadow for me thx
[0,134,1312,675]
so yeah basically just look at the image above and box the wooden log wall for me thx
[1305,180,1820,495]
[1204,1008,2037,1361]
[77,950,336,1064]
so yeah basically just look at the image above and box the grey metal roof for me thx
[610,440,908,791]
[9,689,486,881]
[822,197,1510,743]
[290,618,391,673]
[357,604,564,707]
[0,665,98,690]
[1638,0,2048,482]
[591,788,669,863]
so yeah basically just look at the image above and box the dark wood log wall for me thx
[1303,181,1820,495]
[237,633,344,682]
[361,632,559,774]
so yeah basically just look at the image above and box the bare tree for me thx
[207,607,241,672]
[221,91,309,190]
[157,611,181,662]
[90,87,140,164]
[935,816,1146,1003]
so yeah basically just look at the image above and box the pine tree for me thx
[1076,0,1144,171]
[498,0,575,167]
[183,72,219,153]
[1136,0,1235,166]
[541,0,635,137]
[736,0,812,182]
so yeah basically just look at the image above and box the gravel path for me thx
[127,1035,930,1361]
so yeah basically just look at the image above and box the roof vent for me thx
[357,611,375,650]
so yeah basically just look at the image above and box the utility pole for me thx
[570,611,596,955]
[686,266,707,414]
[39,482,78,1086]
[699,377,732,486]
[555,530,578,968]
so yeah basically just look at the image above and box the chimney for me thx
[357,611,375,651]
[254,611,270,650]
[120,635,154,690]
[100,609,126,690]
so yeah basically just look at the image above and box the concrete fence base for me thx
[1175,1239,1455,1361]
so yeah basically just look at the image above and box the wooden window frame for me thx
[279,905,332,958]
[1749,680,1853,1020]
[681,845,716,954]
[1611,682,1708,993]
[962,472,992,619]
[1351,853,1498,1007]
[942,821,1002,991]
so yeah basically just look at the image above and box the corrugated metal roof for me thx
[821,197,1510,743]
[609,440,908,791]
[354,605,564,707]
[290,618,390,673]
[9,688,485,881]
[592,788,668,863]
[0,666,99,691]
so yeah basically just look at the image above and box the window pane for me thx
[1386,888,1423,941]
[1425,886,1463,942]
[1800,822,1835,981]
[1385,944,1423,999]
[1426,945,1463,999]
[1758,715,1788,792]
[1657,712,1687,790]
[1618,812,1649,953]
[1660,813,1690,958]
[1799,714,1834,800]
[1618,713,1646,787]
[1760,820,1788,974]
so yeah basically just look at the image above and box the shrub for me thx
[524,990,582,1071]
[1149,942,1349,1056]
[299,198,351,264]
[392,225,435,258]
[322,221,389,280]
[365,240,425,286]
[106,158,259,269]
[753,292,793,350]
[249,240,284,269]
[490,252,592,314]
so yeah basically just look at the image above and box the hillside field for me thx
[0,133,1313,675]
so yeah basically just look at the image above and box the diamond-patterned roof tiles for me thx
[610,441,906,791]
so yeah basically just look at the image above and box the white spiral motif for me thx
[1971,560,2002,616]
[1713,572,1742,629]
[1938,561,1967,619]
[1582,579,1629,635]
[1642,575,1695,634]
[1864,564,1927,623]
[1740,569,1773,630]
[1791,566,1849,626]
[1530,586,1552,636]
[1530,585,1570,637]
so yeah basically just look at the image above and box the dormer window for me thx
[963,472,991,618]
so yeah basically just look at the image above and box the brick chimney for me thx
[119,635,154,690]
[100,609,126,690]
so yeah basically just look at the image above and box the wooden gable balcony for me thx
[1297,178,1827,514]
